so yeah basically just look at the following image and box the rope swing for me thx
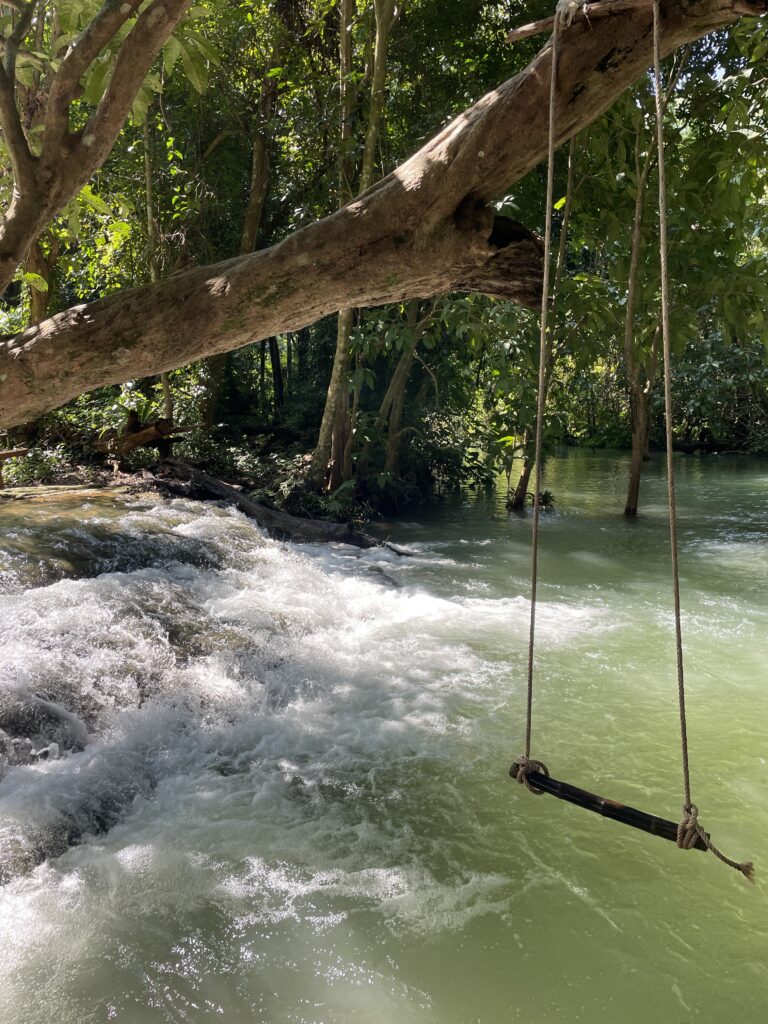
[509,0,753,881]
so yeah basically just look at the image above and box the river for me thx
[0,449,766,1023]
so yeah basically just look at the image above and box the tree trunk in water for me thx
[510,445,532,511]
[514,137,577,509]
[622,60,685,517]
[625,391,649,517]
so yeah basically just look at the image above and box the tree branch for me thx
[3,0,40,77]
[43,0,145,152]
[65,0,192,184]
[0,63,33,182]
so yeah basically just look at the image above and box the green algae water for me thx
[0,450,766,1023]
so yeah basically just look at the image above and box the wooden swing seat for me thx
[509,762,709,851]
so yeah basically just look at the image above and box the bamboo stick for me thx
[510,764,709,851]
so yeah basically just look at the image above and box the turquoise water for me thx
[0,450,766,1022]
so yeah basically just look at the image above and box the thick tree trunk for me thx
[0,0,760,430]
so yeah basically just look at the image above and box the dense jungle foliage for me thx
[1,1,766,518]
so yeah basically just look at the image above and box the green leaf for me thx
[82,59,112,106]
[79,184,111,216]
[163,36,182,76]
[23,272,48,293]
[188,32,220,66]
[179,40,208,93]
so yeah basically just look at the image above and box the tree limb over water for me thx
[0,0,764,428]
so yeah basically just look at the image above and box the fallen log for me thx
[162,458,381,549]
[97,421,199,456]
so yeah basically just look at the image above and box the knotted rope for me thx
[652,0,753,882]
[677,804,754,880]
[510,755,550,795]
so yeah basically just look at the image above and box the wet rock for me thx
[0,693,88,753]
[32,741,60,762]
[0,821,74,885]
[10,737,34,765]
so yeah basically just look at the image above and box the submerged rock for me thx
[0,693,89,754]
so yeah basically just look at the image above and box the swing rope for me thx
[515,0,753,881]
[516,0,571,796]
[652,0,753,881]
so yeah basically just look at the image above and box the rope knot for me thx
[677,803,754,883]
[509,755,549,795]
[676,803,700,850]
[555,0,583,29]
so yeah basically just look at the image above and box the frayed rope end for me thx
[738,861,755,884]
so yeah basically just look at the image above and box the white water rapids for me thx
[1,451,767,1022]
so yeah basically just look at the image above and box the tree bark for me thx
[0,0,761,429]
